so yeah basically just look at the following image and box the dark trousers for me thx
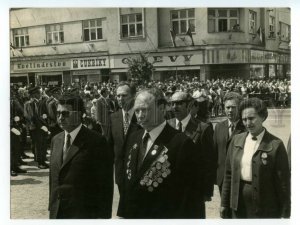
[232,180,255,218]
[32,129,48,164]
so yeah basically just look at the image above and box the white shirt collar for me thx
[64,123,82,146]
[143,121,167,145]
[176,114,191,132]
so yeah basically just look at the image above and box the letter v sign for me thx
[168,55,179,62]
[183,55,193,61]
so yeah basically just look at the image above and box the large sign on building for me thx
[12,59,71,73]
[71,57,109,70]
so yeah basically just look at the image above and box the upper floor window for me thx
[208,9,239,32]
[171,9,195,34]
[279,22,291,41]
[121,13,143,38]
[13,28,30,47]
[83,19,103,41]
[269,16,275,38]
[249,10,257,34]
[46,24,64,44]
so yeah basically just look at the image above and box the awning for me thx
[10,73,28,77]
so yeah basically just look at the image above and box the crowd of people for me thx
[10,77,291,219]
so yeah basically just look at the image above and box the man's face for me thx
[171,93,189,121]
[116,85,133,109]
[242,107,264,136]
[224,99,239,122]
[134,93,164,132]
[57,104,82,133]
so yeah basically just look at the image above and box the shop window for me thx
[83,19,103,41]
[208,8,239,33]
[279,22,290,42]
[120,13,143,38]
[171,9,195,34]
[13,28,30,47]
[269,16,276,38]
[250,65,265,79]
[46,24,64,44]
[249,10,257,34]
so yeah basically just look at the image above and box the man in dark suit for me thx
[108,81,141,217]
[49,94,113,219]
[214,92,246,194]
[167,91,213,218]
[119,87,200,218]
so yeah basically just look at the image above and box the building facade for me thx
[10,7,291,86]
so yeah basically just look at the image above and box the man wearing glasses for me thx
[48,93,114,219]
[167,91,213,218]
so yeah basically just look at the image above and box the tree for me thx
[126,53,154,83]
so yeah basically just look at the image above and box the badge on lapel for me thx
[261,152,268,165]
[126,143,138,180]
[140,146,171,192]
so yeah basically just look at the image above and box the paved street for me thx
[10,108,290,219]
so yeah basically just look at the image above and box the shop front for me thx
[10,73,28,86]
[70,56,110,84]
[112,50,205,81]
[250,50,290,79]
[11,58,71,86]
[204,48,250,79]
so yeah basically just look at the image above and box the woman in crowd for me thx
[220,97,290,218]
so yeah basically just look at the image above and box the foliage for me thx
[126,53,154,83]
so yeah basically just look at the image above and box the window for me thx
[13,28,30,47]
[120,13,143,38]
[46,24,64,44]
[83,19,103,41]
[208,9,239,33]
[249,10,257,34]
[269,16,275,38]
[279,22,290,41]
[171,9,195,34]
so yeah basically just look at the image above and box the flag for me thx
[186,27,194,46]
[170,29,177,47]
[256,26,265,46]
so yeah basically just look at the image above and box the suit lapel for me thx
[60,126,85,170]
[184,118,198,140]
[256,130,273,152]
[52,132,64,168]
[113,110,124,143]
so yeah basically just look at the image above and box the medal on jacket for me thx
[261,152,268,165]
[140,146,171,192]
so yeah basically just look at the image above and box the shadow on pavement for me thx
[11,178,42,185]
[25,171,49,177]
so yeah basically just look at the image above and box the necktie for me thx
[229,123,234,137]
[178,121,183,132]
[63,134,71,162]
[124,112,129,136]
[138,132,150,169]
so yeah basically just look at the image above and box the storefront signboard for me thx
[71,57,109,70]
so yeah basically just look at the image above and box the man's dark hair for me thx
[223,91,243,104]
[58,94,86,115]
[116,81,136,96]
[239,97,268,121]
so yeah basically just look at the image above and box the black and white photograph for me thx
[1,0,300,224]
